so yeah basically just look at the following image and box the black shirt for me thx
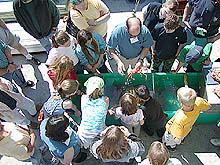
[152,23,187,60]
[140,97,167,129]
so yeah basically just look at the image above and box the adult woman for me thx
[76,30,108,75]
[40,114,87,164]
[70,0,110,40]
[90,125,145,163]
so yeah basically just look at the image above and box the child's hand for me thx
[75,110,81,118]
[108,109,115,115]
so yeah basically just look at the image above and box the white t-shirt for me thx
[46,36,79,66]
[115,107,144,126]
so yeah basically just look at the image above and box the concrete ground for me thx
[0,0,220,164]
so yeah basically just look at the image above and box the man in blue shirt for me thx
[107,17,153,75]
[182,0,220,46]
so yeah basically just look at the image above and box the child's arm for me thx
[62,99,81,118]
[140,119,144,125]
[139,109,145,125]
[104,96,109,108]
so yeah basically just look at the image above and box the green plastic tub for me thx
[71,73,220,125]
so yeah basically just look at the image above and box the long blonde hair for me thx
[49,56,74,89]
[96,126,129,160]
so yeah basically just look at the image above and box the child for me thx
[162,87,210,150]
[151,14,187,72]
[114,93,144,136]
[39,79,81,121]
[138,141,182,165]
[46,30,83,74]
[173,42,212,73]
[47,56,78,90]
[76,30,108,75]
[135,85,167,137]
[77,76,109,149]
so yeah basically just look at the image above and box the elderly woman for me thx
[90,125,145,163]
[40,114,87,164]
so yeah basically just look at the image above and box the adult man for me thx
[0,18,40,65]
[108,17,153,75]
[0,77,39,127]
[142,0,179,33]
[0,39,34,88]
[182,0,220,46]
[13,0,60,53]
[70,0,110,39]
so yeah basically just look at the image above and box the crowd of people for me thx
[0,0,219,164]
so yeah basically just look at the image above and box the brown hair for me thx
[89,88,104,100]
[148,141,170,165]
[52,30,70,48]
[77,29,99,62]
[57,79,79,98]
[163,0,179,12]
[164,14,179,31]
[96,126,129,160]
[119,93,138,115]
[49,56,74,89]
[135,85,150,105]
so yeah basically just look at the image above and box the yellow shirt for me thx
[166,97,209,138]
[0,123,34,160]
[70,0,109,36]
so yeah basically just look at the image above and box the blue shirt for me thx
[108,23,153,59]
[75,32,106,67]
[0,39,9,69]
[40,118,81,159]
[79,95,107,131]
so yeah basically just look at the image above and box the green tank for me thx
[71,73,220,125]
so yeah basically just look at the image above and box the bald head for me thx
[126,17,141,38]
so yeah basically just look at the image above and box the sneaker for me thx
[28,57,41,65]
[25,80,35,87]
[210,138,220,147]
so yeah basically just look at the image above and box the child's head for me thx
[135,85,150,105]
[84,76,104,100]
[119,93,138,115]
[163,0,179,12]
[164,14,179,32]
[77,29,99,62]
[96,126,129,160]
[46,114,69,142]
[50,56,74,89]
[177,87,197,111]
[57,79,79,98]
[52,30,70,48]
[147,141,170,165]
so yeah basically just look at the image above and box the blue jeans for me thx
[37,31,55,54]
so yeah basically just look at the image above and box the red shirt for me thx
[47,69,78,88]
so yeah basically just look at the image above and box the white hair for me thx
[177,87,197,110]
